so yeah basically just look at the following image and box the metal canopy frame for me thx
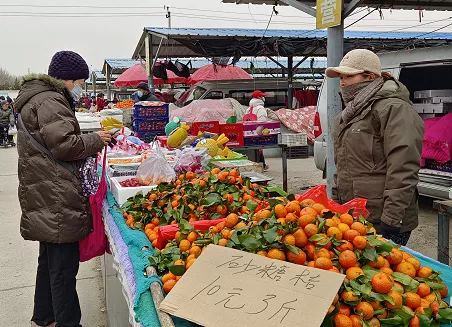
[223,0,452,194]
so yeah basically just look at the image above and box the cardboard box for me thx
[219,123,244,147]
[191,121,220,136]
[243,121,281,137]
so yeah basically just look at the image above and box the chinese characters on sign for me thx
[159,245,345,327]
[316,0,342,29]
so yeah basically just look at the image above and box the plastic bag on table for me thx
[295,185,369,219]
[136,144,176,186]
[173,148,209,173]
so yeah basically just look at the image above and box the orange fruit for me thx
[304,244,316,261]
[333,293,340,305]
[285,212,298,223]
[409,316,420,327]
[304,224,318,238]
[423,293,437,304]
[276,218,286,225]
[369,256,385,269]
[344,229,361,241]
[355,302,374,320]
[342,291,360,302]
[346,267,365,280]
[417,283,431,298]
[340,213,354,226]
[352,236,368,250]
[351,222,366,236]
[298,214,315,227]
[186,231,199,243]
[339,303,351,316]
[334,314,353,327]
[161,272,176,284]
[339,250,358,269]
[189,245,202,256]
[163,279,177,293]
[286,249,307,265]
[417,266,433,278]
[387,248,403,265]
[325,218,338,228]
[267,248,286,261]
[337,240,354,253]
[254,209,272,221]
[256,250,268,256]
[235,222,247,229]
[186,258,197,269]
[349,315,363,327]
[174,259,185,266]
[316,248,331,259]
[225,213,239,228]
[327,227,343,240]
[293,228,308,247]
[300,206,316,217]
[338,223,351,233]
[405,292,422,309]
[274,204,288,218]
[406,258,421,271]
[179,239,191,252]
[372,272,393,294]
[285,201,302,215]
[439,283,449,298]
[385,290,403,309]
[300,199,315,207]
[396,261,417,278]
[314,257,333,270]
[402,251,413,261]
[376,309,388,319]
[218,238,228,246]
[380,267,394,275]
[282,234,296,245]
[431,301,440,315]
[367,318,381,327]
[311,203,326,213]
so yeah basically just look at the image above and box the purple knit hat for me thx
[48,51,90,81]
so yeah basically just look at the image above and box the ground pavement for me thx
[0,147,107,327]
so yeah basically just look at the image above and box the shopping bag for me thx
[136,144,176,186]
[8,125,17,135]
[295,184,370,219]
[79,148,109,262]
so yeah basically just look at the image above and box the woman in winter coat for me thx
[15,51,113,327]
[326,49,424,246]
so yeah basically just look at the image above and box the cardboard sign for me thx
[159,245,345,327]
[316,0,342,29]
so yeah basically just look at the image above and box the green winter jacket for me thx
[0,107,14,125]
[333,78,424,233]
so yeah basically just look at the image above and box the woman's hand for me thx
[96,130,113,145]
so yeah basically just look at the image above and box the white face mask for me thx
[137,91,143,98]
[71,84,83,101]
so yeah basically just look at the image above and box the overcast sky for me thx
[1,0,452,75]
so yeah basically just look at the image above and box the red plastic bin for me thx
[191,121,220,136]
[220,123,244,147]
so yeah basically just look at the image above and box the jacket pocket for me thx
[353,178,385,199]
[346,129,375,171]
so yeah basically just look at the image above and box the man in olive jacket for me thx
[326,49,424,246]
[15,51,112,327]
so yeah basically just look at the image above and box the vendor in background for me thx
[0,99,15,145]
[135,81,161,102]
[96,92,106,111]
[326,49,424,246]
[245,90,270,171]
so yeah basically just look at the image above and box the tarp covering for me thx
[187,64,252,84]
[114,64,187,87]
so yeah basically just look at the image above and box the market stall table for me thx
[233,144,289,192]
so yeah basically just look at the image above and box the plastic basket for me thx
[244,134,278,146]
[425,160,452,173]
[135,130,166,143]
[133,103,169,119]
[287,146,309,159]
[281,133,308,147]
[133,118,169,133]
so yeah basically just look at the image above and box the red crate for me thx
[191,121,220,136]
[157,135,168,148]
[220,123,244,147]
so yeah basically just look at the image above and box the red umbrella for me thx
[187,64,253,85]
[113,64,187,87]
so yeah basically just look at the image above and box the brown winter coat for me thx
[15,74,105,243]
[332,78,424,233]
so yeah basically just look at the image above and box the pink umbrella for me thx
[114,64,187,87]
[187,64,253,85]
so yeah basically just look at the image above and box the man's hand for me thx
[95,130,113,146]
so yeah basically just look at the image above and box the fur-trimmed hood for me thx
[15,74,69,113]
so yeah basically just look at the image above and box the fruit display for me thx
[119,178,144,188]
[120,169,452,327]
[108,157,142,165]
[101,116,123,130]
[115,99,135,109]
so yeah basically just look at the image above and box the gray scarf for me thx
[340,77,385,123]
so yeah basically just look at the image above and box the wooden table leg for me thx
[282,146,288,192]
[438,209,450,265]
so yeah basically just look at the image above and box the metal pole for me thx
[326,23,344,196]
[287,56,294,109]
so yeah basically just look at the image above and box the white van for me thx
[314,45,452,199]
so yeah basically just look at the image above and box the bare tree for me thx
[0,67,22,90]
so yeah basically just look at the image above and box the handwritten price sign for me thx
[159,245,345,327]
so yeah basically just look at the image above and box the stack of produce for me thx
[121,169,452,327]
[115,99,135,109]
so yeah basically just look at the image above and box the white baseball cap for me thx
[326,49,382,78]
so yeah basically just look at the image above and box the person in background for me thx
[135,81,160,102]
[14,50,113,327]
[326,49,424,246]
[0,99,15,145]
[245,90,269,171]
[96,93,106,111]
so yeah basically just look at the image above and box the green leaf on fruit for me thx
[363,247,379,262]
[262,226,278,243]
[285,244,300,255]
[201,193,223,207]
[169,265,186,276]
[309,234,326,242]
